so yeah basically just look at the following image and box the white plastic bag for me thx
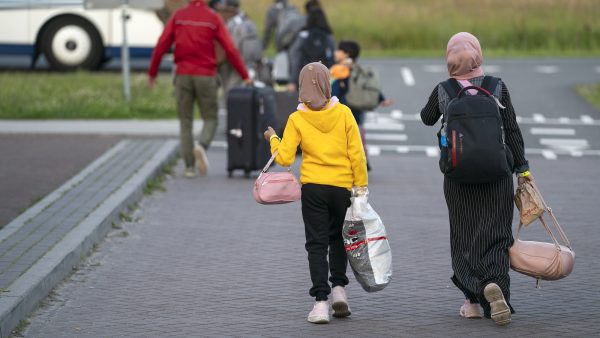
[343,192,392,292]
[272,51,290,84]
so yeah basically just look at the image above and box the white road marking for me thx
[595,66,600,73]
[349,144,600,158]
[365,133,408,141]
[364,115,398,125]
[396,146,410,153]
[426,147,439,157]
[390,109,403,119]
[515,116,600,126]
[530,128,575,136]
[364,122,405,131]
[401,67,416,86]
[541,150,558,160]
[535,65,559,74]
[367,111,600,126]
[581,115,594,124]
[367,145,381,156]
[533,114,546,123]
[540,138,589,152]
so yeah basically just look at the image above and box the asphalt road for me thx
[0,57,598,227]
[359,58,600,159]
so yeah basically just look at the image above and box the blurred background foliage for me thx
[245,0,600,56]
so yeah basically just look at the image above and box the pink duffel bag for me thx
[253,150,301,205]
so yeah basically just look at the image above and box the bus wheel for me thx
[40,16,103,71]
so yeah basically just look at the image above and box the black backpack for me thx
[438,76,514,184]
[299,28,334,68]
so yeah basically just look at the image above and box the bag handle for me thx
[457,85,492,98]
[515,181,572,250]
[531,180,572,248]
[260,150,292,174]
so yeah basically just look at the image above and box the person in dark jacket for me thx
[148,0,251,178]
[263,0,323,51]
[420,32,534,326]
[263,0,295,51]
[217,0,264,102]
[287,6,335,91]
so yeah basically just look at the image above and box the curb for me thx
[0,139,179,338]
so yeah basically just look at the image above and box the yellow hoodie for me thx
[269,100,368,190]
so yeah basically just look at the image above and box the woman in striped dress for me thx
[420,32,534,326]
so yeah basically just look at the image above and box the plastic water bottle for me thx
[440,123,448,147]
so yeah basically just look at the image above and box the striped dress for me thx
[420,76,529,317]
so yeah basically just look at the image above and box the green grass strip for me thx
[0,72,177,119]
[576,84,600,111]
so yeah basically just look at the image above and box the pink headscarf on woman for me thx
[298,62,331,111]
[446,32,484,80]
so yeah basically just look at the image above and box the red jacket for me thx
[148,0,248,79]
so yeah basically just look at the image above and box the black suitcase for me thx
[227,86,278,178]
[275,90,299,135]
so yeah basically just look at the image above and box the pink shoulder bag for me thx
[510,181,575,287]
[253,150,301,205]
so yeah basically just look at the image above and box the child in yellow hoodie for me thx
[263,62,368,324]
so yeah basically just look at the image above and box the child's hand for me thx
[263,126,276,141]
[286,83,297,92]
[380,99,394,107]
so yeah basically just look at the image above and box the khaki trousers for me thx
[174,75,218,168]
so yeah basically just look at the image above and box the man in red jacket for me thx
[148,0,251,177]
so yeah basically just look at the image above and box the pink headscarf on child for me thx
[298,62,331,111]
[446,32,484,80]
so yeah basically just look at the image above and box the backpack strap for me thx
[440,78,462,99]
[481,76,500,94]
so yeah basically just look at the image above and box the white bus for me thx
[0,0,164,70]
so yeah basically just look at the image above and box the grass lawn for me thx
[247,0,600,56]
[0,72,177,119]
[576,84,600,111]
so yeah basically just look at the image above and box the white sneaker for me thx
[331,286,351,318]
[193,142,209,176]
[184,167,196,178]
[307,301,330,324]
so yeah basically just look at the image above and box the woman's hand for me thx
[517,171,534,186]
[263,126,276,141]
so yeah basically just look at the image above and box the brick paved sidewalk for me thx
[23,151,600,337]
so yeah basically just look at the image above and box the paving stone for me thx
[21,151,600,337]
[0,140,173,292]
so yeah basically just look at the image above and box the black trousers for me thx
[301,184,351,301]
